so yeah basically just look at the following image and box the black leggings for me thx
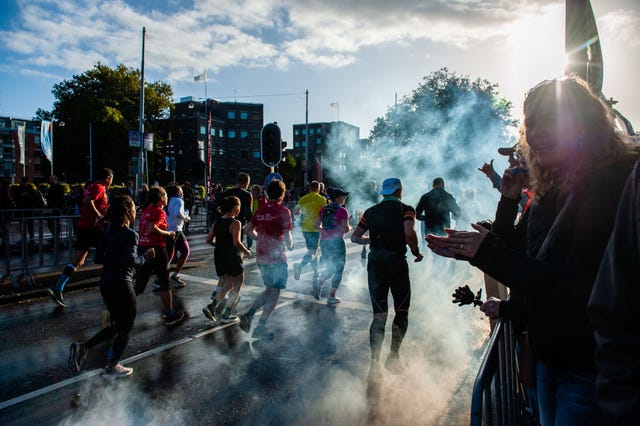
[134,245,170,294]
[85,283,136,365]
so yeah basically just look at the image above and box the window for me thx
[310,128,315,135]
[251,112,260,121]
[228,130,236,139]
[302,129,307,135]
[240,149,248,159]
[227,149,237,159]
[240,111,248,120]
[294,129,300,136]
[253,168,261,179]
[210,128,216,136]
[227,111,236,119]
[252,131,260,140]
[317,138,322,144]
[200,126,206,135]
[294,141,300,148]
[240,130,248,139]
[252,151,260,159]
[218,129,224,138]
[317,127,322,134]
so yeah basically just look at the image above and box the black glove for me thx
[452,285,483,307]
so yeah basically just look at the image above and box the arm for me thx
[151,223,175,239]
[284,229,293,251]
[205,222,216,245]
[351,223,369,245]
[244,221,259,241]
[403,219,423,261]
[229,219,251,256]
[340,209,352,234]
[415,196,426,221]
[123,231,153,267]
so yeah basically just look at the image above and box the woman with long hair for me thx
[427,75,640,425]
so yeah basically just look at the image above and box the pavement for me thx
[0,224,491,425]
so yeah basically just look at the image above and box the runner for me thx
[202,195,251,323]
[165,184,191,289]
[68,195,155,378]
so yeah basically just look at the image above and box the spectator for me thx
[47,175,66,241]
[426,76,640,425]
[15,176,42,244]
[588,159,640,424]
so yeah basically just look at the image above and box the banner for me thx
[17,123,25,165]
[40,120,53,162]
[128,130,141,148]
[143,133,154,152]
[565,0,602,93]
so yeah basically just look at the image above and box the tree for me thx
[49,63,173,183]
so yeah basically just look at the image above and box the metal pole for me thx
[304,89,309,185]
[137,26,146,190]
[89,122,93,181]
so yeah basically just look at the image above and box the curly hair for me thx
[105,195,136,227]
[522,75,639,198]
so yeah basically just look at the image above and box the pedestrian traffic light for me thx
[261,123,282,167]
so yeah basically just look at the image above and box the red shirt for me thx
[76,182,108,230]
[250,200,292,264]
[138,204,167,247]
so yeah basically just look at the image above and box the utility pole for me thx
[304,89,309,186]
[137,26,146,190]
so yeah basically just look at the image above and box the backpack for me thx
[321,204,338,230]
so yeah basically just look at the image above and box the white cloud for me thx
[0,0,562,82]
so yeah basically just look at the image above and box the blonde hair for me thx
[522,75,639,198]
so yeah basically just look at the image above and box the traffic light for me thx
[261,123,282,167]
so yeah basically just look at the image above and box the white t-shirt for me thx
[167,197,188,232]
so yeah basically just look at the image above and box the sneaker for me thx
[47,288,66,307]
[152,278,160,289]
[215,299,227,317]
[252,324,275,339]
[202,302,218,322]
[164,311,185,326]
[327,296,342,305]
[102,363,133,378]
[68,342,87,372]
[220,312,239,324]
[170,276,186,289]
[239,313,253,333]
[293,263,301,280]
[100,310,111,327]
[384,353,405,374]
[312,279,322,300]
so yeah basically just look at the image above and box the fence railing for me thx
[470,318,529,425]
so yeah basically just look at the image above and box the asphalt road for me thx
[0,227,491,425]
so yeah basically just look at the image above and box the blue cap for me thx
[379,178,402,195]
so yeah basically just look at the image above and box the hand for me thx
[411,248,423,262]
[479,297,501,319]
[451,285,483,306]
[145,248,156,259]
[168,231,176,239]
[500,168,526,200]
[426,224,489,259]
[477,159,495,177]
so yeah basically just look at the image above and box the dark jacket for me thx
[222,187,253,225]
[470,158,636,372]
[588,160,640,423]
[415,187,460,235]
[94,226,148,287]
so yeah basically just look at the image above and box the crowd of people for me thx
[19,74,640,423]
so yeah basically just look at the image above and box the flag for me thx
[17,123,25,165]
[40,120,53,163]
[194,72,206,82]
[330,102,338,108]
[565,0,602,93]
[315,157,322,182]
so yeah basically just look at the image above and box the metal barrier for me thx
[1,209,77,289]
[470,318,528,425]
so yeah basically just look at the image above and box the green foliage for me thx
[49,62,174,183]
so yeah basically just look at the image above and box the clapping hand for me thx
[452,285,483,307]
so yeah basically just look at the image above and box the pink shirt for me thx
[138,204,167,247]
[250,201,292,264]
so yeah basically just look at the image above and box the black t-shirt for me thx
[357,198,416,257]
[221,187,253,225]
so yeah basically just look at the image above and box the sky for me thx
[0,0,639,146]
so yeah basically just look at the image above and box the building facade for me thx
[291,121,360,186]
[160,98,265,188]
[0,117,49,182]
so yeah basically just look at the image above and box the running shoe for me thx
[103,364,133,378]
[169,276,186,289]
[48,288,66,307]
[68,342,87,372]
[164,311,185,326]
[327,296,342,305]
[384,353,405,374]
[239,313,253,333]
[202,302,218,322]
[220,312,239,324]
[293,262,301,280]
[252,324,275,339]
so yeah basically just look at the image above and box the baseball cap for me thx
[329,188,349,199]
[379,178,402,195]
